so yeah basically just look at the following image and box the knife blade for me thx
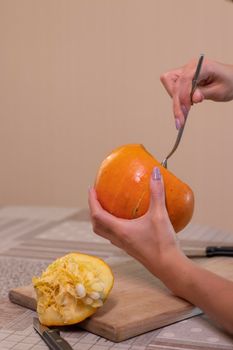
[183,246,233,258]
[33,317,73,350]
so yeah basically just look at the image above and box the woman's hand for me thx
[88,167,233,334]
[88,167,182,277]
[160,58,233,128]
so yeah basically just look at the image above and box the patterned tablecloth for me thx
[0,206,233,350]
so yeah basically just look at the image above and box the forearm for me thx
[150,250,233,334]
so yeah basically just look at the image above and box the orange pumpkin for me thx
[95,144,194,232]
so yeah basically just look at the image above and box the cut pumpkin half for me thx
[32,253,114,326]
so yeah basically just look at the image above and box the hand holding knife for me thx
[33,317,73,350]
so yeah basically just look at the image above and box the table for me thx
[0,206,233,350]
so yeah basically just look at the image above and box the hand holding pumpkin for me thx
[89,166,233,335]
[94,144,194,233]
[88,167,183,278]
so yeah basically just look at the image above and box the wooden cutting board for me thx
[9,257,233,342]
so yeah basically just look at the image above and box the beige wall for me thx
[1,0,233,231]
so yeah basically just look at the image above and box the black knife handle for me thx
[43,329,73,350]
[206,246,233,257]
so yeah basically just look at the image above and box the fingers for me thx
[148,168,175,238]
[191,88,205,103]
[149,167,166,215]
[161,60,207,128]
[160,69,182,98]
[88,187,101,219]
[173,92,187,128]
[173,74,193,127]
[88,187,122,241]
[197,83,227,102]
[161,68,191,128]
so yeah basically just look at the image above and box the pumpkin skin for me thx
[95,144,194,233]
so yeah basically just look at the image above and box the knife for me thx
[33,317,73,350]
[183,246,233,258]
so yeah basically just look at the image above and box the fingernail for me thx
[181,105,189,120]
[152,167,161,181]
[175,118,181,130]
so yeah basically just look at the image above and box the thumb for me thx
[197,84,223,102]
[191,88,205,104]
[149,167,166,213]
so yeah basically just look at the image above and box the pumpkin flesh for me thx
[33,253,114,326]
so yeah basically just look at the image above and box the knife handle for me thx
[206,246,233,257]
[43,329,73,350]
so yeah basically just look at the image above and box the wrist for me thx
[154,250,199,299]
[142,245,188,280]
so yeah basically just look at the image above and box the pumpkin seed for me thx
[83,296,93,305]
[75,283,86,298]
[88,291,100,300]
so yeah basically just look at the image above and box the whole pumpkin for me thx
[95,144,194,232]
